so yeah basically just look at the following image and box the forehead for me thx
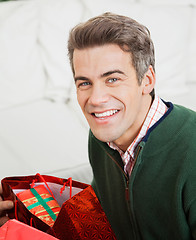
[73,44,133,76]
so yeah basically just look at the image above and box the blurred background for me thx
[0,0,195,184]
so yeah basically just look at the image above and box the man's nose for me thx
[88,85,109,106]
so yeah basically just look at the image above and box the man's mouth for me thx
[93,109,119,118]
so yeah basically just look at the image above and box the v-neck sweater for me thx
[88,102,196,240]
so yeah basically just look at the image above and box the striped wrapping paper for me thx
[16,185,60,227]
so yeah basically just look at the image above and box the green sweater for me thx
[88,102,196,240]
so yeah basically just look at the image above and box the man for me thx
[1,12,196,239]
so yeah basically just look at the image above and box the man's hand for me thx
[0,184,14,226]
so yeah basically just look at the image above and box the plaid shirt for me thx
[108,95,168,176]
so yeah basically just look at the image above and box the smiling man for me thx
[67,12,196,239]
[1,12,196,240]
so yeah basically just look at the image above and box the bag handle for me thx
[14,199,19,221]
[60,177,72,199]
[30,217,38,228]
[31,173,72,199]
[30,173,56,201]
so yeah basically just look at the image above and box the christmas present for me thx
[16,185,61,227]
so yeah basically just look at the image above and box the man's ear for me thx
[142,65,156,95]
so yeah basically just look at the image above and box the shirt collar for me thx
[108,95,168,160]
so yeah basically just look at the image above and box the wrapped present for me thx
[16,185,60,227]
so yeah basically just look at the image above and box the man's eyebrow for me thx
[74,76,89,82]
[100,70,126,78]
[74,70,126,82]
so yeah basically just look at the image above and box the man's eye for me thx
[107,78,118,83]
[77,81,90,88]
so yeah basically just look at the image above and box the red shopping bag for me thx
[0,219,58,240]
[1,173,116,240]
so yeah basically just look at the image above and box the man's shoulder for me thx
[175,104,196,136]
[143,102,196,149]
[172,103,196,114]
[172,103,196,125]
[162,103,196,143]
[162,101,196,122]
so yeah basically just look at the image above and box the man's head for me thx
[68,12,155,96]
[68,12,156,149]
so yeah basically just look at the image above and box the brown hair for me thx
[68,12,155,96]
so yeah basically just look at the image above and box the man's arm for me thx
[0,184,14,226]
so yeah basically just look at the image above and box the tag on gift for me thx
[16,185,60,227]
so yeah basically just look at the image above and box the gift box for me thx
[16,185,61,227]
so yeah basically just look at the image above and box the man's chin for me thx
[91,130,117,143]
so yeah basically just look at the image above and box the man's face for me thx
[73,44,152,150]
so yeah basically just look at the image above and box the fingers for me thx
[0,184,14,226]
[0,198,14,213]
[0,184,14,212]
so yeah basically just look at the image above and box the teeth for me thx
[94,110,118,118]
